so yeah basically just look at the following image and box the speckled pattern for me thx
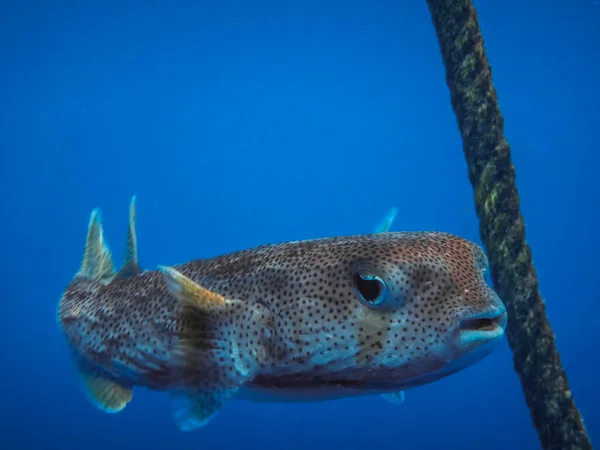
[58,231,505,398]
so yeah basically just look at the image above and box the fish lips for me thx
[455,305,508,353]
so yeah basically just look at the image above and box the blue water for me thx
[1,1,598,449]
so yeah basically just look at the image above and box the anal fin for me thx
[77,365,133,413]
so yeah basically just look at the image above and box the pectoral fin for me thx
[159,266,262,430]
[381,391,405,405]
[171,389,238,431]
[160,265,228,312]
[372,207,398,233]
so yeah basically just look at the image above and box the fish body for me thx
[57,198,507,429]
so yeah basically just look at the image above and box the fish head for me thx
[270,232,507,392]
[350,232,506,383]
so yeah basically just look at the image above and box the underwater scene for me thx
[1,1,598,449]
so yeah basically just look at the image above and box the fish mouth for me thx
[457,306,508,345]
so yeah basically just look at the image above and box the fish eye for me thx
[353,273,388,308]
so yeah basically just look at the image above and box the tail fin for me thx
[76,208,116,282]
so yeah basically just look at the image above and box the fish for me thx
[57,197,507,430]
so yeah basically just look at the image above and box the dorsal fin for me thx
[116,196,141,278]
[77,208,116,281]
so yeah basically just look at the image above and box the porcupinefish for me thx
[57,197,507,430]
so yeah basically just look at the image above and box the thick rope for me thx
[424,1,591,448]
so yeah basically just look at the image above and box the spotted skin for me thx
[59,230,506,416]
[196,232,504,397]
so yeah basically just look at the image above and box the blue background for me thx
[1,0,598,449]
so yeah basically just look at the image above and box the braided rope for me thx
[425,1,591,448]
